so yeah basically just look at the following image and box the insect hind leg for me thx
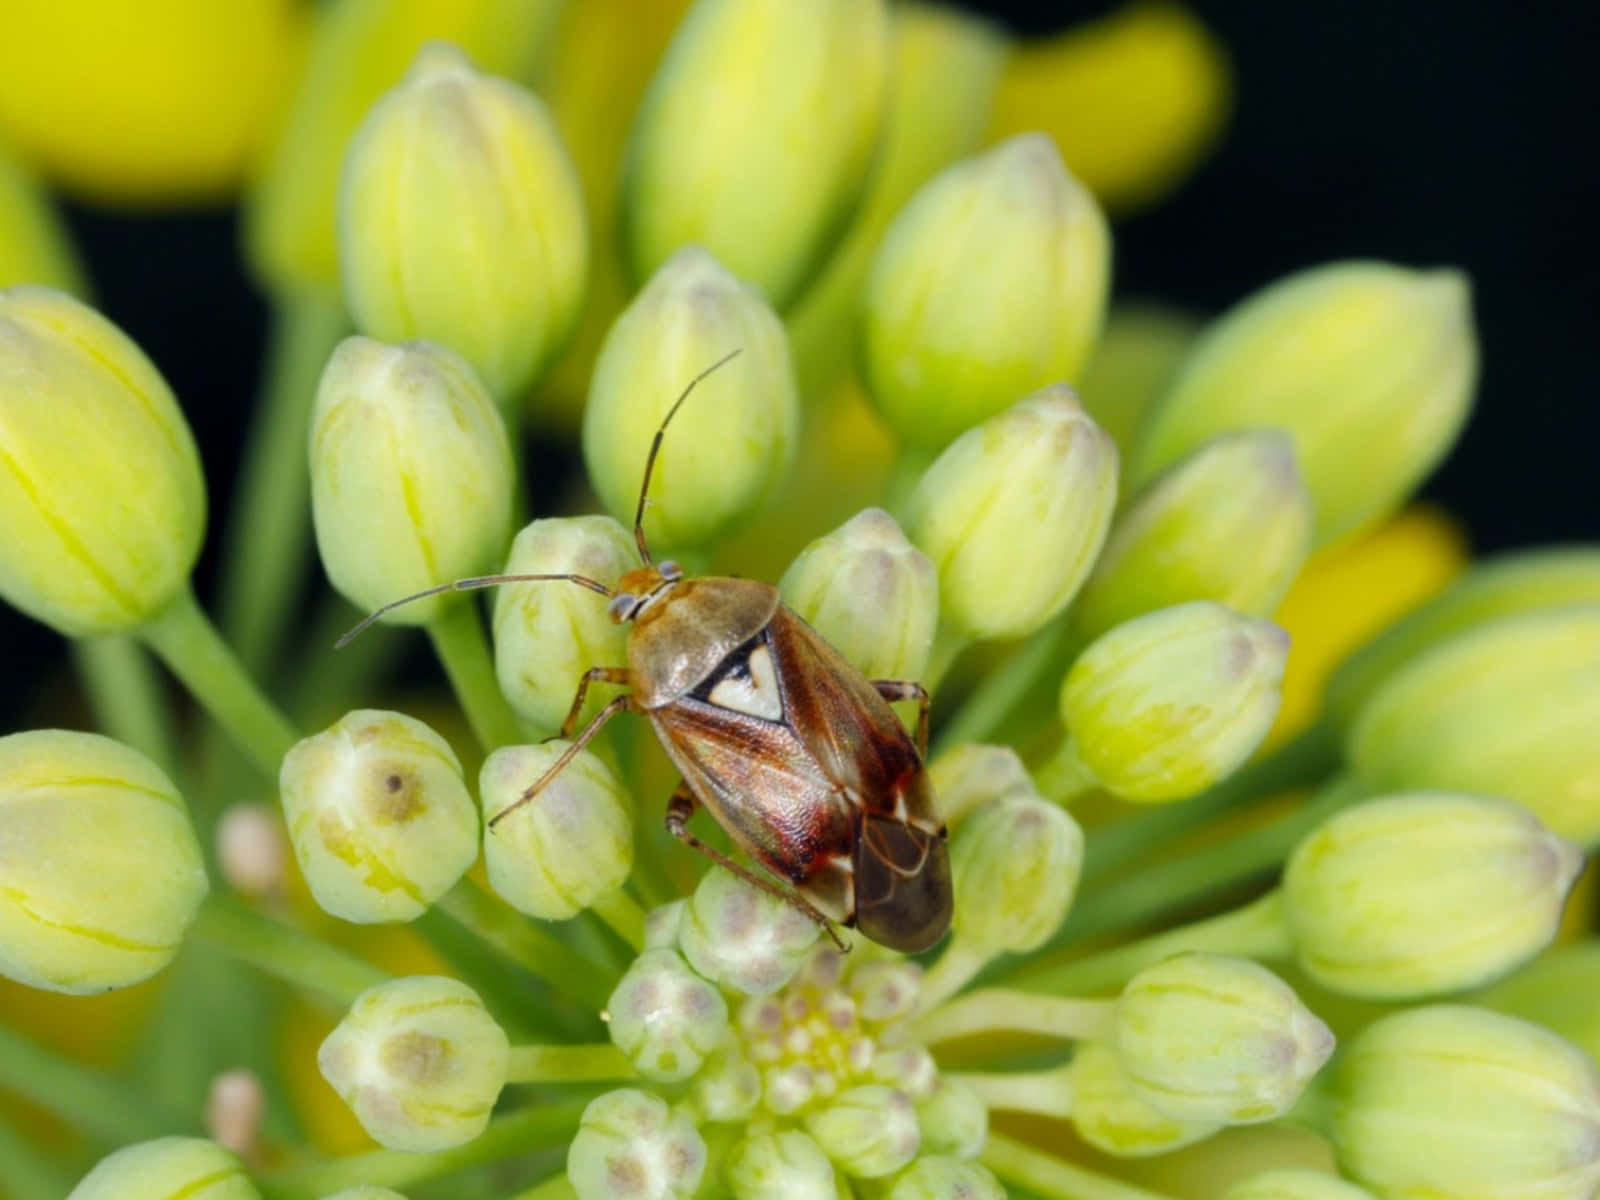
[664,783,849,952]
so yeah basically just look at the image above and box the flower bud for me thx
[492,515,635,733]
[950,795,1084,954]
[805,1084,921,1178]
[861,134,1111,449]
[568,1089,707,1200]
[1130,262,1477,545]
[318,975,509,1152]
[1059,602,1289,803]
[1114,953,1334,1124]
[779,507,938,681]
[694,1047,761,1123]
[324,1190,409,1200]
[1346,605,1600,844]
[582,247,798,549]
[215,803,289,900]
[310,337,513,625]
[1284,793,1582,999]
[1222,1170,1378,1200]
[341,44,587,401]
[622,0,889,309]
[279,710,478,923]
[645,900,687,951]
[0,148,84,293]
[677,868,820,996]
[888,1158,1005,1200]
[479,742,632,920]
[850,959,925,1025]
[68,1137,256,1200]
[1075,304,1200,451]
[205,1068,266,1158]
[1069,1040,1221,1158]
[607,948,730,1083]
[0,730,206,994]
[1330,1006,1600,1200]
[1326,546,1600,732]
[0,286,203,636]
[1069,432,1313,644]
[916,1076,989,1160]
[906,387,1117,640]
[726,1130,837,1200]
[927,743,1037,827]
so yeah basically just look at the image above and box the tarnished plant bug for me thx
[340,351,952,952]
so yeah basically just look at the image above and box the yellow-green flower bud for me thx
[906,387,1118,640]
[622,0,890,309]
[646,900,687,951]
[779,507,939,681]
[568,1088,707,1200]
[1114,953,1334,1125]
[927,743,1037,827]
[0,730,206,994]
[1330,1006,1600,1200]
[1130,262,1477,545]
[479,742,632,920]
[323,1190,409,1200]
[849,959,925,1025]
[318,975,509,1153]
[726,1129,837,1200]
[678,869,820,996]
[608,947,730,1083]
[695,1047,761,1123]
[583,247,799,549]
[1076,304,1200,452]
[0,286,203,636]
[1058,602,1289,803]
[310,336,513,625]
[491,515,634,734]
[1346,605,1600,844]
[804,1084,921,1178]
[861,134,1111,449]
[1283,793,1582,999]
[916,1076,989,1160]
[888,1158,1004,1200]
[0,147,85,293]
[1222,1170,1377,1200]
[68,1137,256,1200]
[1069,432,1313,644]
[950,795,1084,954]
[279,710,478,923]
[1327,546,1600,731]
[340,44,587,401]
[1068,1040,1221,1158]
[1480,943,1600,1064]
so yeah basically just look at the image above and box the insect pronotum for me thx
[339,351,953,952]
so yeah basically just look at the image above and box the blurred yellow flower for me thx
[989,1,1231,216]
[0,0,306,205]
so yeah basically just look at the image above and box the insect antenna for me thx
[334,573,613,649]
[632,347,744,564]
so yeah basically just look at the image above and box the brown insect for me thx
[341,351,952,953]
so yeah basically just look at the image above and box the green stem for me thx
[1011,891,1296,997]
[436,881,617,1013]
[218,290,347,674]
[427,600,527,751]
[191,894,390,1007]
[0,1112,71,1200]
[71,636,179,776]
[506,1043,635,1084]
[918,938,994,1013]
[932,613,1069,757]
[980,1134,1180,1200]
[0,1022,194,1146]
[139,588,300,778]
[1080,723,1340,885]
[950,1065,1075,1119]
[259,1098,589,1200]
[1035,736,1100,806]
[912,989,1115,1046]
[589,887,647,952]
[284,591,405,722]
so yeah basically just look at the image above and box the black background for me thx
[4,0,1597,732]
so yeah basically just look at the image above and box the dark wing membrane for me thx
[854,814,953,953]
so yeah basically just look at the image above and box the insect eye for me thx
[607,593,637,622]
[658,560,683,582]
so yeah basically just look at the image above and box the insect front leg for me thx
[487,694,634,830]
[872,679,931,757]
[556,666,632,739]
[664,783,849,952]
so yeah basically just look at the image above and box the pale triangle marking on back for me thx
[707,642,784,721]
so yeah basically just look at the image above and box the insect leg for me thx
[557,666,632,739]
[487,695,633,830]
[872,679,931,757]
[664,783,849,952]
